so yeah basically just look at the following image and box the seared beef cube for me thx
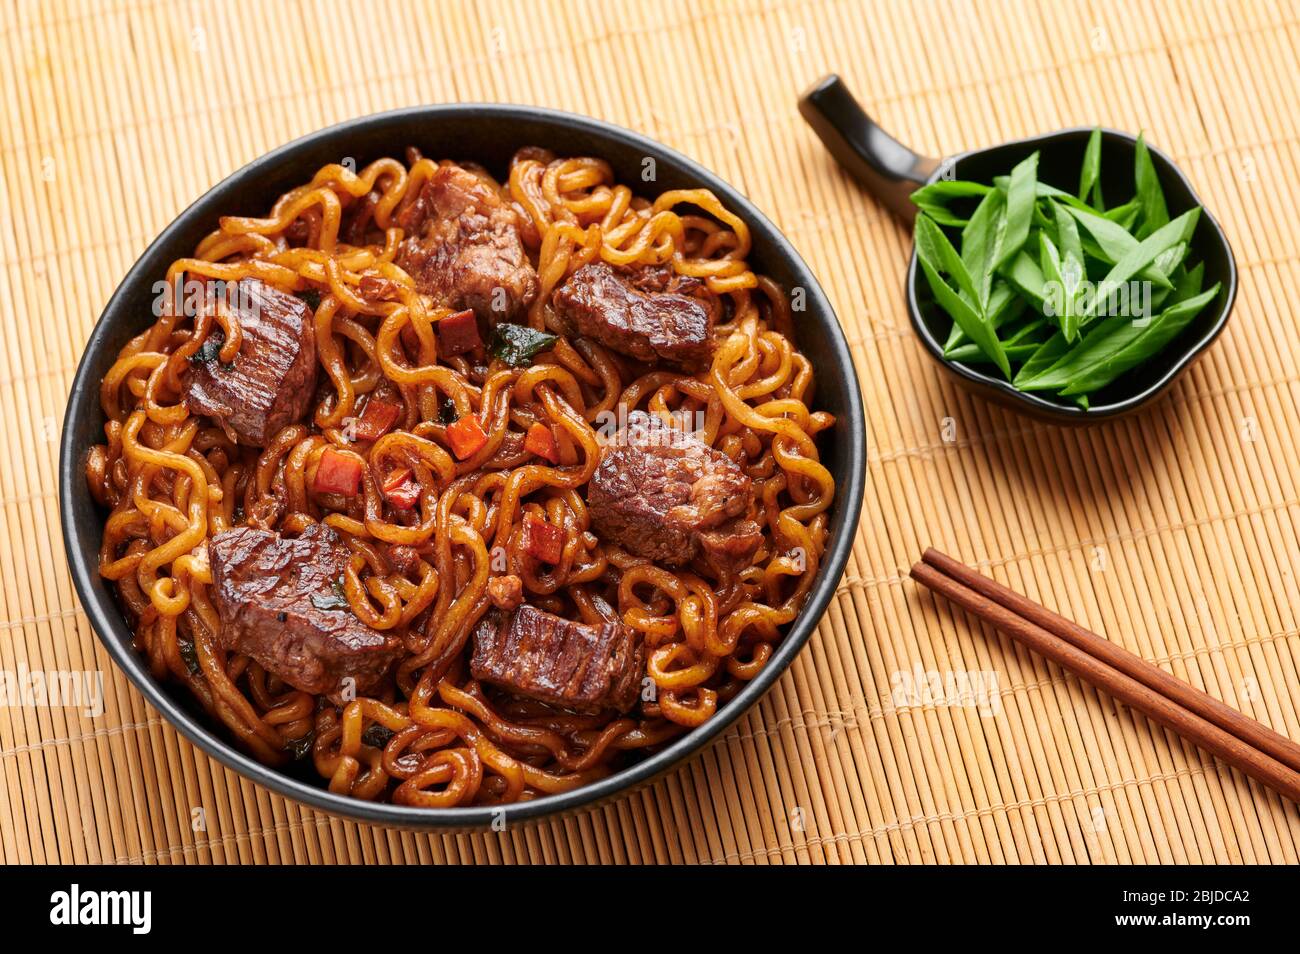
[207,523,402,698]
[550,262,718,369]
[486,574,524,611]
[184,278,317,447]
[698,521,764,569]
[470,605,643,713]
[395,163,538,322]
[587,411,759,568]
[385,544,421,576]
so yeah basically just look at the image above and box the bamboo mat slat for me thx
[2,0,1298,864]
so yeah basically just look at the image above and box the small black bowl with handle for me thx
[59,103,867,830]
[799,74,1237,424]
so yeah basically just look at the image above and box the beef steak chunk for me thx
[184,278,317,447]
[207,523,402,698]
[470,604,643,713]
[587,411,760,568]
[550,262,718,369]
[395,163,538,322]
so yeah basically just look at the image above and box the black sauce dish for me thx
[800,74,1237,424]
[58,104,867,830]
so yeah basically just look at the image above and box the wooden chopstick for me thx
[910,550,1300,805]
[920,548,1300,776]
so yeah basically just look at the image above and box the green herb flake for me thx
[189,333,225,367]
[488,323,559,367]
[439,397,459,425]
[310,580,350,612]
[178,639,201,677]
[287,734,314,760]
[362,724,395,749]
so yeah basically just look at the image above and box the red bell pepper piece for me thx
[446,414,488,460]
[353,398,402,441]
[313,447,363,496]
[436,308,481,357]
[522,514,564,564]
[381,467,420,509]
[523,422,559,463]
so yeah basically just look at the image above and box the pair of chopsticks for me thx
[911,548,1300,804]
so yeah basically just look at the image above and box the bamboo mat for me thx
[2,0,1298,865]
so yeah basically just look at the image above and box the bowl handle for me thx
[799,74,940,225]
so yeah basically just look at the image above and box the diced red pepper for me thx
[446,414,488,460]
[313,447,363,496]
[381,467,420,509]
[353,398,402,441]
[524,422,559,463]
[436,308,481,356]
[522,514,564,564]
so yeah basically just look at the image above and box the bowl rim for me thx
[905,125,1238,422]
[58,102,867,829]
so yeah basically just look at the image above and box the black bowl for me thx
[801,75,1237,424]
[58,104,867,829]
